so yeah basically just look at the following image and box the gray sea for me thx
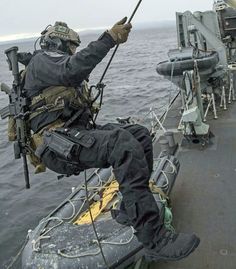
[0,26,177,268]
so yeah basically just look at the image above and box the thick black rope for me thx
[99,0,143,84]
[94,0,143,122]
[84,2,144,265]
[84,170,110,269]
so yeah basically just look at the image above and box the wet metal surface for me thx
[150,98,236,269]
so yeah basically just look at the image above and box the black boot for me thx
[144,227,200,262]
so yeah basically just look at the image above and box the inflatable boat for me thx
[22,135,179,269]
[156,51,219,77]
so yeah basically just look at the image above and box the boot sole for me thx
[145,237,200,262]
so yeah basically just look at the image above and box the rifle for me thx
[0,46,31,189]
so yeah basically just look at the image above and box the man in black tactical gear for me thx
[24,19,200,261]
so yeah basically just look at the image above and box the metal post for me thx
[204,94,212,121]
[212,93,218,119]
[220,86,227,110]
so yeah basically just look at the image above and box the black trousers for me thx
[42,123,162,247]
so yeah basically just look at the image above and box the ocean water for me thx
[0,26,177,268]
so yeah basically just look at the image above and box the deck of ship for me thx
[150,97,236,269]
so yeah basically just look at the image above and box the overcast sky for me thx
[0,0,214,41]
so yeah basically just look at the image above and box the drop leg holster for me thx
[35,128,95,175]
[35,130,79,160]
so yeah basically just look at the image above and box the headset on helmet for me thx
[40,21,81,53]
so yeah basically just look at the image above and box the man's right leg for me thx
[42,127,200,261]
[99,123,153,177]
[74,127,200,260]
[72,127,162,243]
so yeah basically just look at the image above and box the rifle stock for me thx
[0,106,10,119]
[0,82,11,95]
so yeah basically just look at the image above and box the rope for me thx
[94,169,103,186]
[151,109,166,133]
[129,57,179,138]
[164,158,177,174]
[28,156,176,261]
[32,218,63,252]
[57,227,135,259]
[5,235,29,269]
[74,180,119,225]
[149,53,179,132]
[159,58,178,126]
[154,158,176,232]
[152,90,180,142]
[76,158,176,225]
[70,170,115,223]
[94,0,143,122]
[70,199,87,223]
[58,248,101,259]
[12,157,176,264]
[84,170,110,268]
[149,180,169,200]
[60,200,76,220]
[150,183,174,232]
[96,227,135,246]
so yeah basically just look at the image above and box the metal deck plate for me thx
[149,100,236,268]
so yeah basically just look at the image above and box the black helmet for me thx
[40,21,80,53]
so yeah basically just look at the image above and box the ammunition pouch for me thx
[28,119,65,174]
[8,116,17,141]
[35,128,96,176]
[28,133,46,174]
[29,82,95,122]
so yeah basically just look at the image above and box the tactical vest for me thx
[29,81,97,122]
[8,80,99,174]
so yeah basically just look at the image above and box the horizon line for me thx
[0,20,175,43]
[0,26,109,43]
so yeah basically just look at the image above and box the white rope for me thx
[57,227,135,259]
[69,172,114,223]
[61,200,76,220]
[94,169,103,187]
[159,58,178,126]
[30,170,131,258]
[159,158,177,174]
[115,59,177,128]
[155,158,177,189]
[98,227,135,246]
[58,248,101,258]
[157,157,176,174]
[32,218,63,252]
[159,170,170,189]
[70,199,87,223]
[152,110,166,132]
[39,216,62,225]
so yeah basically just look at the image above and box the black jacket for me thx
[24,32,116,132]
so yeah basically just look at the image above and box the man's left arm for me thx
[66,32,116,85]
[65,18,132,86]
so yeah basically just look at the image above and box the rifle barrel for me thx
[23,153,30,189]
